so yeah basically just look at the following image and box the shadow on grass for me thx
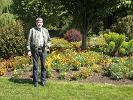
[8,77,33,85]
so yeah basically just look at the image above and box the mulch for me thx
[80,73,133,85]
[3,70,133,85]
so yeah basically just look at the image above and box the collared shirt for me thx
[38,28,44,47]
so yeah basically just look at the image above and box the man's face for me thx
[36,20,43,28]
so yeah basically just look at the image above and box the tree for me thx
[0,0,17,27]
[12,0,68,31]
[102,0,133,29]
[57,0,133,50]
[12,0,133,50]
[0,0,12,15]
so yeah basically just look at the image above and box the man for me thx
[27,17,51,87]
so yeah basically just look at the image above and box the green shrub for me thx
[108,63,129,80]
[88,35,106,52]
[50,38,68,51]
[51,38,81,52]
[124,58,133,70]
[79,67,92,79]
[104,32,125,44]
[111,15,133,40]
[120,41,129,49]
[128,70,133,80]
[119,41,129,56]
[128,40,133,55]
[118,48,126,56]
[105,57,133,80]
[64,28,82,42]
[107,41,115,53]
[126,58,133,80]
[0,21,26,58]
[103,32,126,56]
[0,13,16,27]
[118,40,133,56]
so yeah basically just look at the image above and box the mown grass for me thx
[0,77,133,100]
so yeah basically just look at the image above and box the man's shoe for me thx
[34,83,38,87]
[41,82,45,87]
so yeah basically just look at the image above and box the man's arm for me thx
[46,33,51,48]
[45,29,51,52]
[27,29,32,56]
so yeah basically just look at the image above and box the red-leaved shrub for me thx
[64,28,82,42]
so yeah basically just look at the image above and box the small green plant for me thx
[70,71,81,80]
[119,41,129,55]
[46,68,52,78]
[51,59,62,72]
[112,57,121,63]
[58,72,67,80]
[79,67,92,79]
[108,63,129,80]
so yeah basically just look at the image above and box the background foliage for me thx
[0,21,26,58]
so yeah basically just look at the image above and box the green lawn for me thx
[0,77,133,100]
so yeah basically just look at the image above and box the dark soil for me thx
[79,73,133,85]
[4,70,133,85]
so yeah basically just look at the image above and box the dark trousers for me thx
[31,47,47,84]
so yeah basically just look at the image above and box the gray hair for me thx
[36,17,43,22]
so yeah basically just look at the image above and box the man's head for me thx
[36,17,43,28]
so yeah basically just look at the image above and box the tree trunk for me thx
[81,0,88,50]
[81,29,87,50]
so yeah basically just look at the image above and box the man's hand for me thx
[45,48,50,53]
[28,51,32,56]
